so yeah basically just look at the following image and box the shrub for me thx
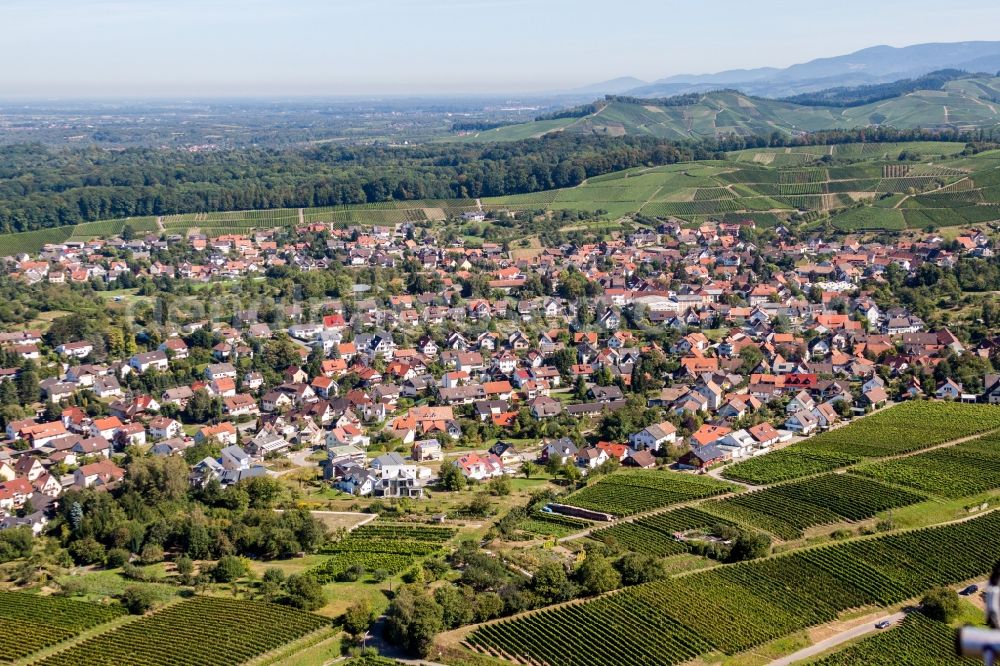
[105,548,131,568]
[139,543,164,565]
[283,573,326,611]
[120,585,157,615]
[212,555,248,583]
[68,537,106,565]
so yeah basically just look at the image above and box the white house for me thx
[628,421,678,451]
[130,350,169,373]
[785,410,819,435]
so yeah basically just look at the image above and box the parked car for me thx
[961,584,980,596]
[875,620,892,629]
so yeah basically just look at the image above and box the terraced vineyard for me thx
[562,470,737,517]
[590,507,737,556]
[0,591,126,662]
[467,511,1000,665]
[309,522,456,582]
[722,448,860,485]
[704,474,925,540]
[0,226,73,257]
[854,431,1000,498]
[814,613,975,665]
[723,402,1000,485]
[520,512,592,538]
[34,596,328,666]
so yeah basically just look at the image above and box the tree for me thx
[438,461,466,491]
[262,567,286,585]
[175,555,194,584]
[284,573,326,610]
[385,586,445,657]
[726,531,772,563]
[120,585,157,615]
[0,527,33,563]
[139,543,164,565]
[739,345,764,375]
[561,463,582,484]
[69,537,106,565]
[531,562,576,604]
[16,361,40,405]
[576,552,620,596]
[615,553,668,586]
[487,474,511,496]
[343,599,375,638]
[521,461,537,479]
[239,476,284,509]
[434,585,473,629]
[211,555,248,583]
[920,586,961,623]
[124,456,188,503]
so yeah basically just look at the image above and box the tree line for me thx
[0,136,707,233]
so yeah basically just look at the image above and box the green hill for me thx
[453,76,1000,143]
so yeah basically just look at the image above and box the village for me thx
[0,213,995,532]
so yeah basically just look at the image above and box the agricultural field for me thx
[0,226,73,257]
[34,596,328,666]
[826,207,906,231]
[590,507,737,556]
[466,510,1000,665]
[724,403,1000,485]
[854,431,1000,498]
[813,613,974,665]
[309,522,456,583]
[561,470,737,517]
[0,591,126,662]
[703,474,925,540]
[162,208,300,232]
[67,217,159,241]
[519,511,592,538]
[722,448,860,485]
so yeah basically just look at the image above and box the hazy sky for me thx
[4,0,1000,97]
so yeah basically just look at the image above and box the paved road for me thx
[769,611,906,666]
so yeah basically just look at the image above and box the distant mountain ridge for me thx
[457,74,1000,143]
[581,41,1000,98]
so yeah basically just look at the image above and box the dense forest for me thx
[0,127,994,234]
[604,92,707,107]
[0,136,709,233]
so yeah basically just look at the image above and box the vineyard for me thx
[67,217,159,240]
[519,512,592,538]
[309,522,456,582]
[562,470,736,517]
[813,613,975,665]
[590,507,737,556]
[467,511,1000,665]
[0,591,125,662]
[33,596,328,666]
[704,474,925,540]
[854,431,1000,498]
[724,403,1000,485]
[0,226,73,257]
[722,448,859,485]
